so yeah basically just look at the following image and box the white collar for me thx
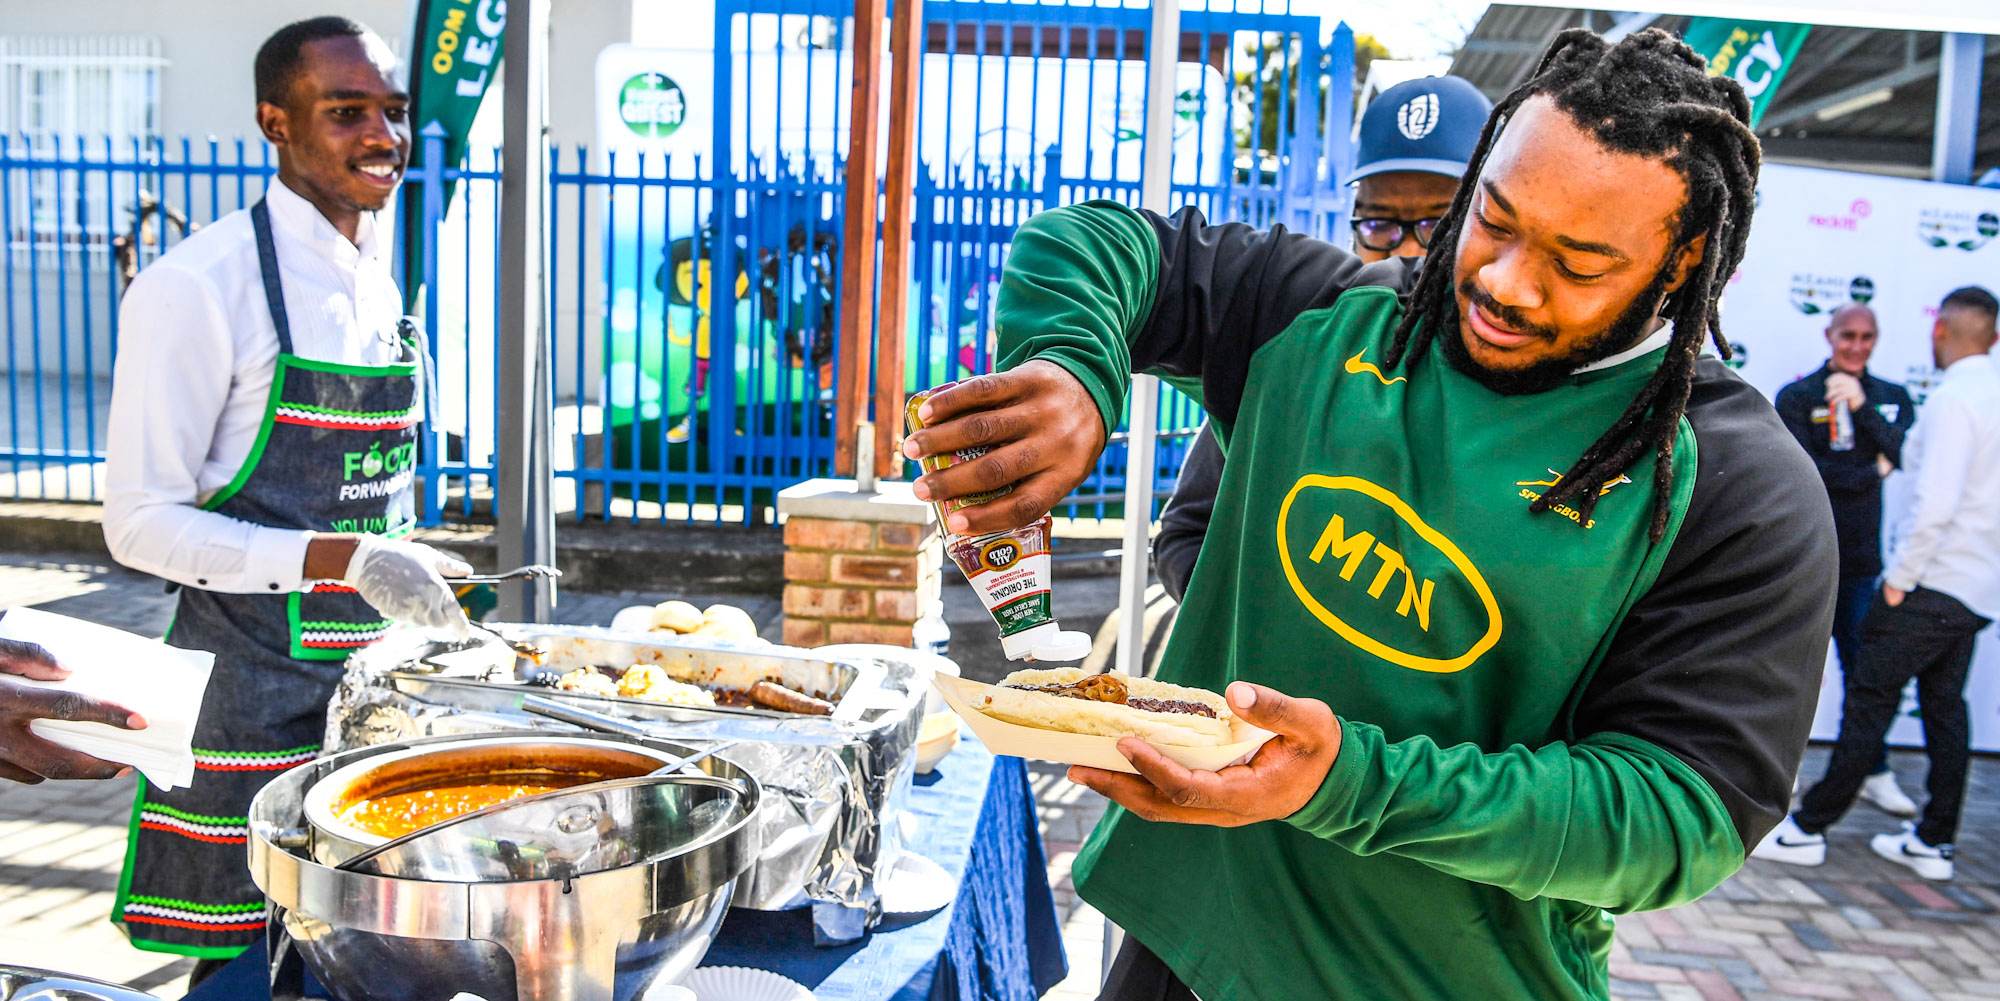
[1574,321,1674,375]
[1942,352,1995,379]
[265,177,382,265]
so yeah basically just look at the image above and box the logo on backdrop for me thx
[1788,273,1875,315]
[619,72,688,139]
[1808,198,1871,232]
[1917,208,2000,252]
[1397,94,1441,140]
[1724,340,1749,370]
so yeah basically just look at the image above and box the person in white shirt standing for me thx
[99,17,472,980]
[1756,285,2000,881]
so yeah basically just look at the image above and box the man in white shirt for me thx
[96,16,472,977]
[1757,285,2000,882]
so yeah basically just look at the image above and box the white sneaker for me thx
[1871,821,1954,881]
[1861,770,1919,818]
[1751,815,1826,867]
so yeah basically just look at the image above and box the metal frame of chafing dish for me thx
[249,731,761,1001]
[326,624,926,943]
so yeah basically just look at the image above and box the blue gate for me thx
[0,1,1354,528]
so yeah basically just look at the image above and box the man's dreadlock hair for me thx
[1382,27,1760,541]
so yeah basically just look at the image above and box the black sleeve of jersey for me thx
[1853,380,1914,469]
[1134,206,1420,428]
[1154,422,1224,604]
[1773,380,1818,457]
[1570,359,1838,849]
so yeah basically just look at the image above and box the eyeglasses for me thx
[1351,216,1444,253]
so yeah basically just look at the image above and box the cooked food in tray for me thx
[615,664,717,706]
[552,662,832,715]
[975,668,1235,747]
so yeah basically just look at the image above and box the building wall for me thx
[2,0,624,148]
[3,0,411,143]
[3,0,630,390]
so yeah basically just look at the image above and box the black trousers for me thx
[1798,586,1991,846]
[1098,937,1201,1001]
[1831,573,1891,776]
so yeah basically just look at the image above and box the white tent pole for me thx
[1104,0,1180,985]
[1115,0,1179,681]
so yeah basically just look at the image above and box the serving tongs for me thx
[454,564,563,586]
[520,694,743,774]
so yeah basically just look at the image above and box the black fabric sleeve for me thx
[1154,422,1223,604]
[1773,380,1818,457]
[1852,379,1914,469]
[1133,206,1419,429]
[1568,359,1839,848]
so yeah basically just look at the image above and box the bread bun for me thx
[693,603,759,641]
[977,668,1234,747]
[649,600,703,633]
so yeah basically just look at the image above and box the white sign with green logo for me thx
[619,72,689,139]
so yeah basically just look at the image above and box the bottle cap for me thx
[999,622,1057,660]
[1030,629,1093,663]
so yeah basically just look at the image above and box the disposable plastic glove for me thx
[341,536,474,639]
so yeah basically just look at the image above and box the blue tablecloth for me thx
[185,735,1067,1001]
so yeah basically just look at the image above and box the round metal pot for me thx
[250,731,760,1001]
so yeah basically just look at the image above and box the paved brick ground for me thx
[4,550,1999,999]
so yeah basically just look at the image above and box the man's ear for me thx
[256,101,290,148]
[1663,233,1709,296]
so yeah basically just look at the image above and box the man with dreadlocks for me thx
[901,27,1835,1000]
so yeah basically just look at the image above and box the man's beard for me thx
[1440,264,1676,396]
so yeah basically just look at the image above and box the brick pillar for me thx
[777,479,940,648]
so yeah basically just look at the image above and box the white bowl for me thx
[913,712,961,775]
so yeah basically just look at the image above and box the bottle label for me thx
[947,520,1054,639]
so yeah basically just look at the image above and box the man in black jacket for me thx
[1771,302,1917,817]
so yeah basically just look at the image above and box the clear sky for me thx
[1266,0,1494,59]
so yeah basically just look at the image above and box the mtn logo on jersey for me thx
[1275,474,1502,674]
[1397,94,1441,140]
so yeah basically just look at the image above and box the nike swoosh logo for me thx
[1776,836,1820,847]
[1345,350,1407,386]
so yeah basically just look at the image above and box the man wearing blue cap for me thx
[1154,76,1494,603]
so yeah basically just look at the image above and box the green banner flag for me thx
[1682,18,1812,129]
[401,0,506,307]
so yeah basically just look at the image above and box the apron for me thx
[112,199,423,958]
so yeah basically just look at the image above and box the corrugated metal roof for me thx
[1447,4,1998,178]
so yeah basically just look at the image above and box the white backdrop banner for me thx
[1723,162,2000,751]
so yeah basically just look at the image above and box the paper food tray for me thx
[931,674,1274,774]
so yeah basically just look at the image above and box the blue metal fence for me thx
[0,0,1353,527]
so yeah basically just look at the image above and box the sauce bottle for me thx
[907,384,1092,663]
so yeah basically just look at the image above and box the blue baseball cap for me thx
[1350,76,1494,185]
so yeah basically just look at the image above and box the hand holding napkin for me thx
[0,607,215,791]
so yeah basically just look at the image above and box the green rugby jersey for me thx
[994,201,1836,1000]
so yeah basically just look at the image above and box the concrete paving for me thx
[4,551,1999,1000]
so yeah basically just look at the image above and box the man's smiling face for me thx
[1447,96,1706,393]
[262,33,409,216]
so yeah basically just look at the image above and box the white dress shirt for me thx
[1884,352,2000,621]
[104,179,404,593]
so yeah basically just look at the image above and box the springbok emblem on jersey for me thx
[1516,469,1633,497]
[1398,94,1441,140]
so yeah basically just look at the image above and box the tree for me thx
[1354,33,1393,91]
[1235,32,1397,157]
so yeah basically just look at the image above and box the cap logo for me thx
[1397,94,1440,140]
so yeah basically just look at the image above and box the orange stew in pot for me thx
[339,771,616,839]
